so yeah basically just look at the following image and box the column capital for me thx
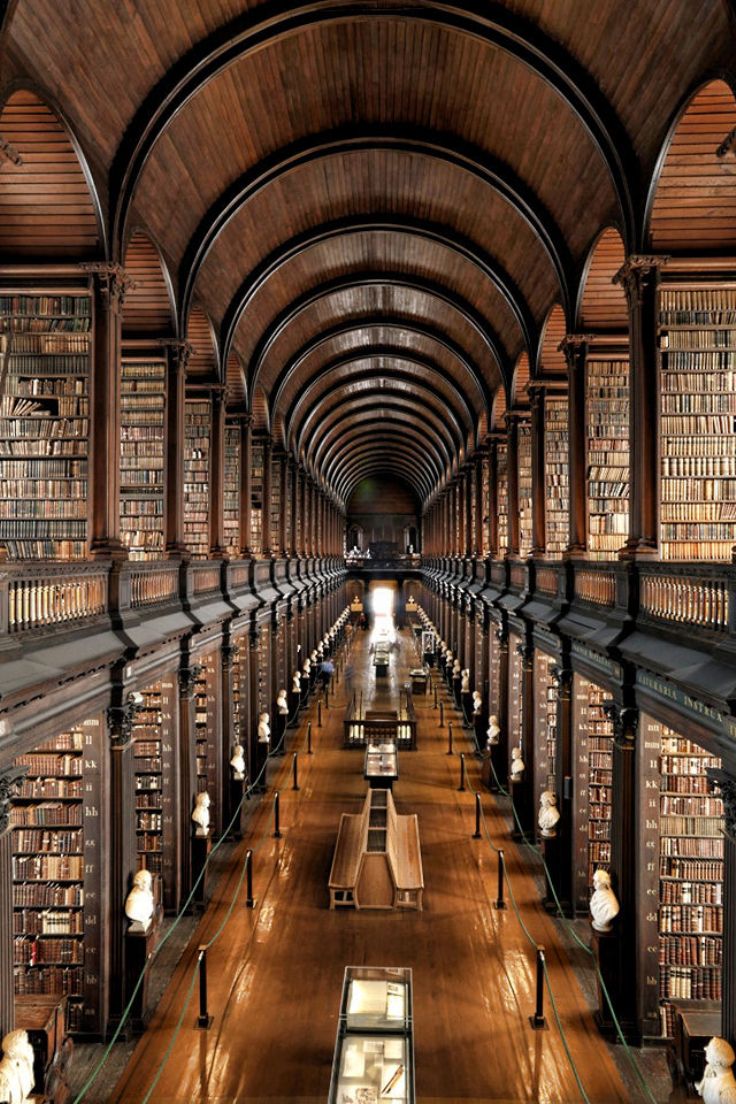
[603,701,638,744]
[80,262,135,307]
[0,765,27,836]
[613,255,670,306]
[105,693,142,748]
[160,338,194,371]
[707,768,736,843]
[179,662,204,698]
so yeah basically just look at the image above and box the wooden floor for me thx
[110,625,631,1103]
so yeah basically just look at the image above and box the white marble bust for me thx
[486,715,501,746]
[192,791,211,836]
[276,688,289,715]
[125,868,155,928]
[258,711,271,744]
[452,659,461,677]
[0,1029,35,1104]
[696,1037,736,1104]
[510,746,525,780]
[303,658,311,675]
[230,743,246,780]
[538,791,560,838]
[589,868,620,932]
[461,668,470,693]
[472,691,482,716]
[292,669,301,692]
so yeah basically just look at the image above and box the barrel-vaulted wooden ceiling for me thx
[1,0,735,509]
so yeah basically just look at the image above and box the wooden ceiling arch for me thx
[339,461,433,505]
[321,424,448,492]
[122,228,176,337]
[536,303,568,375]
[577,226,628,331]
[510,352,530,409]
[185,302,219,380]
[335,448,436,504]
[105,2,636,250]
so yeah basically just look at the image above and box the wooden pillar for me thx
[487,437,499,558]
[239,415,253,557]
[247,623,261,785]
[209,388,226,558]
[0,767,27,1035]
[277,451,289,556]
[177,661,198,903]
[544,665,574,915]
[472,453,483,557]
[561,336,589,556]
[513,639,536,837]
[506,415,520,556]
[529,386,546,556]
[290,458,300,556]
[84,263,130,559]
[490,622,509,788]
[163,340,192,558]
[464,466,473,557]
[614,256,667,558]
[105,698,138,1033]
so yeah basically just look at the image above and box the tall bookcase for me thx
[586,356,630,559]
[11,716,104,1035]
[638,714,723,1038]
[194,651,221,835]
[544,396,569,557]
[120,358,165,559]
[572,675,614,911]
[269,455,280,555]
[517,422,532,558]
[224,422,240,557]
[132,679,178,908]
[658,286,736,560]
[507,633,522,776]
[481,452,491,557]
[251,439,264,554]
[533,652,558,822]
[184,398,210,558]
[0,289,92,559]
[496,440,509,557]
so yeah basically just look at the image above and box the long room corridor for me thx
[109,626,628,1104]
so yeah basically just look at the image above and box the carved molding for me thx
[160,339,194,373]
[707,769,736,843]
[80,262,136,307]
[612,255,670,307]
[603,701,638,742]
[106,693,143,747]
[0,765,28,835]
[179,662,204,697]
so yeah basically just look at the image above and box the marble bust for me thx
[292,670,301,693]
[538,791,560,838]
[192,792,211,836]
[276,688,289,715]
[472,691,482,716]
[461,668,470,693]
[590,868,620,932]
[510,746,525,780]
[125,868,155,928]
[696,1037,736,1104]
[0,1029,35,1104]
[230,743,246,780]
[452,659,461,677]
[486,714,501,746]
[257,711,271,744]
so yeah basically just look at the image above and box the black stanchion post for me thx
[292,752,300,791]
[317,701,322,728]
[273,791,282,839]
[196,947,213,1028]
[307,721,313,755]
[494,849,507,910]
[473,791,482,839]
[530,946,547,1029]
[440,701,445,728]
[458,752,466,792]
[447,721,453,756]
[325,685,329,708]
[245,849,255,908]
[434,685,438,709]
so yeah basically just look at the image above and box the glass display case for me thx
[329,966,415,1104]
[364,743,398,789]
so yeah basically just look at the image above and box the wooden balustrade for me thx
[192,564,221,595]
[640,570,729,632]
[509,564,525,589]
[574,568,616,608]
[535,566,558,596]
[7,565,108,632]
[129,564,179,609]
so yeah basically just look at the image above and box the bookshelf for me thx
[508,633,522,777]
[251,439,264,554]
[658,286,736,560]
[0,291,92,559]
[132,679,177,908]
[497,440,509,557]
[120,358,165,560]
[572,675,614,911]
[586,357,630,559]
[489,628,501,720]
[184,398,210,558]
[269,455,280,555]
[517,422,532,557]
[533,652,558,822]
[638,714,723,1038]
[194,651,221,835]
[224,422,240,557]
[544,396,569,557]
[481,453,491,557]
[11,716,104,1035]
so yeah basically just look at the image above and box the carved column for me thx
[513,638,536,838]
[464,465,473,557]
[489,622,509,790]
[487,436,499,559]
[506,414,520,556]
[290,458,300,557]
[473,452,483,557]
[163,340,192,558]
[0,766,27,1035]
[545,665,574,915]
[275,450,287,556]
[529,386,546,556]
[105,696,139,1031]
[614,256,668,558]
[560,336,589,555]
[261,435,273,557]
[82,264,132,559]
[209,388,226,558]
[239,414,253,557]
[178,661,200,903]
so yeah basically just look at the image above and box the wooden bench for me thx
[328,790,424,910]
[328,813,364,908]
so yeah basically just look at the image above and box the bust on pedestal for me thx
[230,743,246,781]
[124,869,161,1032]
[589,868,619,932]
[191,793,212,911]
[0,1029,35,1104]
[537,791,560,838]
[510,746,525,782]
[696,1037,736,1104]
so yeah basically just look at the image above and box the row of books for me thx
[544,398,568,557]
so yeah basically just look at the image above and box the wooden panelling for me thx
[538,303,567,373]
[122,229,175,335]
[511,351,530,407]
[225,350,245,405]
[0,90,100,258]
[490,386,507,430]
[251,386,269,432]
[649,80,736,251]
[185,302,218,378]
[578,227,627,330]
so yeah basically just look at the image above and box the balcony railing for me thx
[574,566,616,608]
[639,566,729,633]
[5,562,108,632]
[130,562,179,609]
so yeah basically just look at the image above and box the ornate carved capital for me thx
[707,769,736,842]
[160,339,194,373]
[603,701,638,742]
[527,385,544,416]
[550,664,573,696]
[106,693,143,747]
[0,765,28,835]
[179,662,204,697]
[222,643,239,669]
[494,621,508,646]
[249,625,262,650]
[80,262,135,308]
[613,255,669,307]
[558,334,593,372]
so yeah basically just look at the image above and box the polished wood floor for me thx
[111,625,631,1103]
